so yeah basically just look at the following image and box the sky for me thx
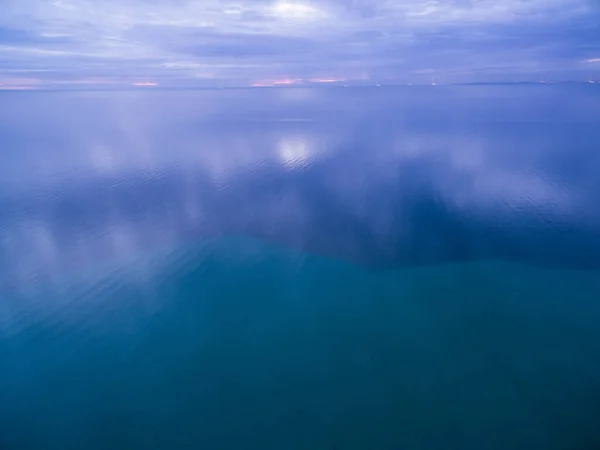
[1,0,600,88]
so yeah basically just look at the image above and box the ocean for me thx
[1,86,600,449]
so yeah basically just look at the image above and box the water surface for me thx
[1,86,600,449]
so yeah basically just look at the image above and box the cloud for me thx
[0,0,599,86]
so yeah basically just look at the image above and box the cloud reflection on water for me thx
[1,88,600,297]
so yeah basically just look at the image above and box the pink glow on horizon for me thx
[250,77,345,87]
[0,85,37,90]
[309,77,345,83]
[70,78,116,85]
[0,77,41,86]
[132,82,159,86]
[273,79,296,85]
[252,78,304,87]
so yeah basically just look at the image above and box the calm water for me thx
[1,87,600,449]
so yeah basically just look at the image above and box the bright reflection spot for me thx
[271,1,325,19]
[277,137,313,169]
[132,82,159,87]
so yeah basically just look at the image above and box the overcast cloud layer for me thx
[1,0,600,88]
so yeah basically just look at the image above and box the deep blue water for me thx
[1,86,600,449]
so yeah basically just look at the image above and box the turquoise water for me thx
[2,237,600,449]
[2,87,600,449]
